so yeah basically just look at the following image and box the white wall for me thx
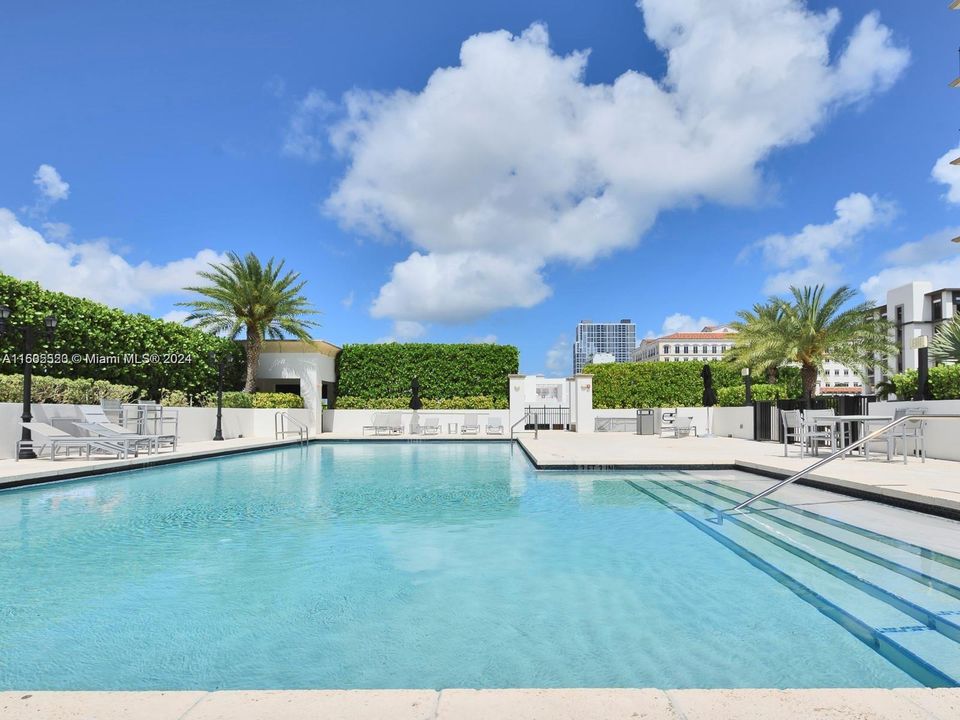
[256,350,336,426]
[325,409,510,436]
[590,406,753,439]
[869,399,960,461]
[0,403,314,460]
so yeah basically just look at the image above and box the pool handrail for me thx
[716,413,960,523]
[510,411,538,441]
[275,411,309,445]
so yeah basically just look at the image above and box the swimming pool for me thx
[0,442,958,689]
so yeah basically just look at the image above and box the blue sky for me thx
[2,0,959,376]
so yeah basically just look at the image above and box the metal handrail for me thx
[510,412,539,440]
[717,413,960,522]
[275,411,309,445]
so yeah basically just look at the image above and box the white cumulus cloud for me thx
[932,145,960,204]
[744,192,894,294]
[0,209,226,310]
[648,313,719,338]
[860,227,960,303]
[283,89,332,163]
[324,2,908,324]
[545,334,571,375]
[33,164,70,202]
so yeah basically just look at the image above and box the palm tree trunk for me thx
[244,325,262,393]
[801,363,818,407]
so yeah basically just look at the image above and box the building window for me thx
[933,296,943,322]
[895,305,904,374]
[712,345,718,353]
[684,345,690,354]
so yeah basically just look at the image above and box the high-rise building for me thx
[573,319,636,374]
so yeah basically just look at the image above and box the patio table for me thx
[803,415,893,457]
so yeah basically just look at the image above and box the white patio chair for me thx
[801,409,835,456]
[385,412,404,435]
[865,407,927,464]
[421,417,440,435]
[486,416,504,435]
[17,422,136,461]
[461,414,480,435]
[780,410,804,457]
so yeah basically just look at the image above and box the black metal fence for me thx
[753,395,877,442]
[525,405,571,430]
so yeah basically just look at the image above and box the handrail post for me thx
[716,414,960,522]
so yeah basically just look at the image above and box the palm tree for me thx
[931,316,960,364]
[179,252,320,392]
[728,285,895,402]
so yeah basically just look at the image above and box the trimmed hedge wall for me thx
[585,361,744,409]
[890,366,960,400]
[716,383,786,407]
[208,391,305,409]
[335,395,506,410]
[0,274,245,398]
[336,343,519,404]
[0,373,138,404]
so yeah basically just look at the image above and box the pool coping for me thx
[3,436,959,523]
[2,688,959,719]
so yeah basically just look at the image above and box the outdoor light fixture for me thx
[741,367,753,405]
[0,304,58,458]
[208,350,225,441]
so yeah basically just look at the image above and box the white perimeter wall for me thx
[0,403,314,460]
[591,407,754,439]
[869,399,960,461]
[325,409,510,436]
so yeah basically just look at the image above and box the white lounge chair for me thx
[461,414,480,435]
[486,417,504,435]
[81,407,177,451]
[363,412,389,436]
[385,412,403,435]
[421,417,440,435]
[781,409,804,457]
[17,422,138,461]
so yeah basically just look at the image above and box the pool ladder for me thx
[275,412,309,445]
[714,413,960,523]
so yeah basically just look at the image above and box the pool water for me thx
[0,442,956,689]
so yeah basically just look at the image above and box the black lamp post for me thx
[0,305,57,459]
[207,350,225,441]
[741,367,753,404]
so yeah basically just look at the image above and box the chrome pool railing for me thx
[715,414,960,523]
[510,412,539,441]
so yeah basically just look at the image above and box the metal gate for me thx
[753,401,775,441]
[524,405,571,430]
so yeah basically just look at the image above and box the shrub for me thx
[336,343,518,404]
[0,373,138,404]
[0,273,245,398]
[218,391,254,408]
[716,383,786,407]
[890,365,960,400]
[585,362,743,409]
[335,395,506,409]
[252,392,304,409]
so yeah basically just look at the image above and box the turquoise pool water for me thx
[0,443,952,689]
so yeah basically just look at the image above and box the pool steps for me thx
[629,478,960,688]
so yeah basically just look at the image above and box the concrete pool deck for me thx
[3,688,959,719]
[517,432,960,518]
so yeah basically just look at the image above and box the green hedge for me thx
[890,366,960,400]
[208,391,304,409]
[0,274,245,398]
[335,395,506,410]
[0,373,138,404]
[336,343,518,403]
[253,392,304,409]
[716,383,786,407]
[585,361,744,409]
